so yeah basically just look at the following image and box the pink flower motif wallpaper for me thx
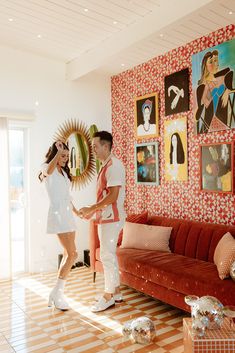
[111,24,235,225]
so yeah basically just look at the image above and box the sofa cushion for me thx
[117,248,235,306]
[147,216,182,252]
[117,211,148,246]
[121,222,172,251]
[214,232,235,280]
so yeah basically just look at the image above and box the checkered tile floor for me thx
[0,267,187,352]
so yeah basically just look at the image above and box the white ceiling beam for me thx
[66,0,214,80]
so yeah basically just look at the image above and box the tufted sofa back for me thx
[147,216,235,263]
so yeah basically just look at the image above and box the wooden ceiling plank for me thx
[95,0,158,16]
[48,0,132,25]
[1,0,111,36]
[67,0,149,20]
[7,0,118,32]
[0,9,100,45]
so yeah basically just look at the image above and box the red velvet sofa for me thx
[89,215,235,312]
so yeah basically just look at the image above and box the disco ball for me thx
[131,316,156,344]
[122,316,156,344]
[194,296,224,330]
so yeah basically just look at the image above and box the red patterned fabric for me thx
[117,211,148,246]
[111,24,235,226]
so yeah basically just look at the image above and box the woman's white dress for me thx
[42,164,76,234]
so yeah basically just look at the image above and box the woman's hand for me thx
[55,141,64,153]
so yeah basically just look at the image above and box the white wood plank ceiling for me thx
[0,0,234,79]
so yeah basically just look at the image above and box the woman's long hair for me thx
[170,133,185,164]
[198,50,218,85]
[38,142,72,181]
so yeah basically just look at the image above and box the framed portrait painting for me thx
[135,142,159,185]
[192,38,235,134]
[135,93,158,139]
[200,142,234,193]
[164,116,188,181]
[164,68,189,116]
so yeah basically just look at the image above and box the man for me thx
[78,131,126,312]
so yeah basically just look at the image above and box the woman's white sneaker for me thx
[48,289,69,311]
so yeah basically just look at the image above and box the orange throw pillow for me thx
[117,211,148,246]
[121,222,172,252]
[214,232,235,280]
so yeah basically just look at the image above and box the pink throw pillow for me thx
[214,232,235,280]
[121,222,172,252]
[117,211,148,246]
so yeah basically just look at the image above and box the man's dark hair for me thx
[93,131,113,150]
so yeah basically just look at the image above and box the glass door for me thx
[9,128,28,273]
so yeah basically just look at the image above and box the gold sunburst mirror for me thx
[54,119,96,189]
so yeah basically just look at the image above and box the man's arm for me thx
[77,186,120,219]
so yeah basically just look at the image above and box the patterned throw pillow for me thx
[117,211,148,246]
[214,232,235,280]
[121,222,172,252]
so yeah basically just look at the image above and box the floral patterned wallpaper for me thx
[111,24,235,225]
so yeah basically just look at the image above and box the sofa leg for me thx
[93,272,96,283]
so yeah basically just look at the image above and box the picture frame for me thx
[200,142,234,193]
[164,68,189,116]
[192,38,235,134]
[135,93,158,139]
[164,116,188,181]
[135,142,159,185]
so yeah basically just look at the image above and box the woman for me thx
[39,141,79,310]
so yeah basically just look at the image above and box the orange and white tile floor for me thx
[0,267,186,353]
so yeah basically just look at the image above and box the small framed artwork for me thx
[135,93,158,139]
[164,68,189,116]
[135,142,159,185]
[200,142,234,193]
[164,116,188,181]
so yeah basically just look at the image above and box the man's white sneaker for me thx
[113,293,123,303]
[95,294,102,301]
[91,297,115,312]
[95,293,123,303]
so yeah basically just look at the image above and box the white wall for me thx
[0,45,111,273]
